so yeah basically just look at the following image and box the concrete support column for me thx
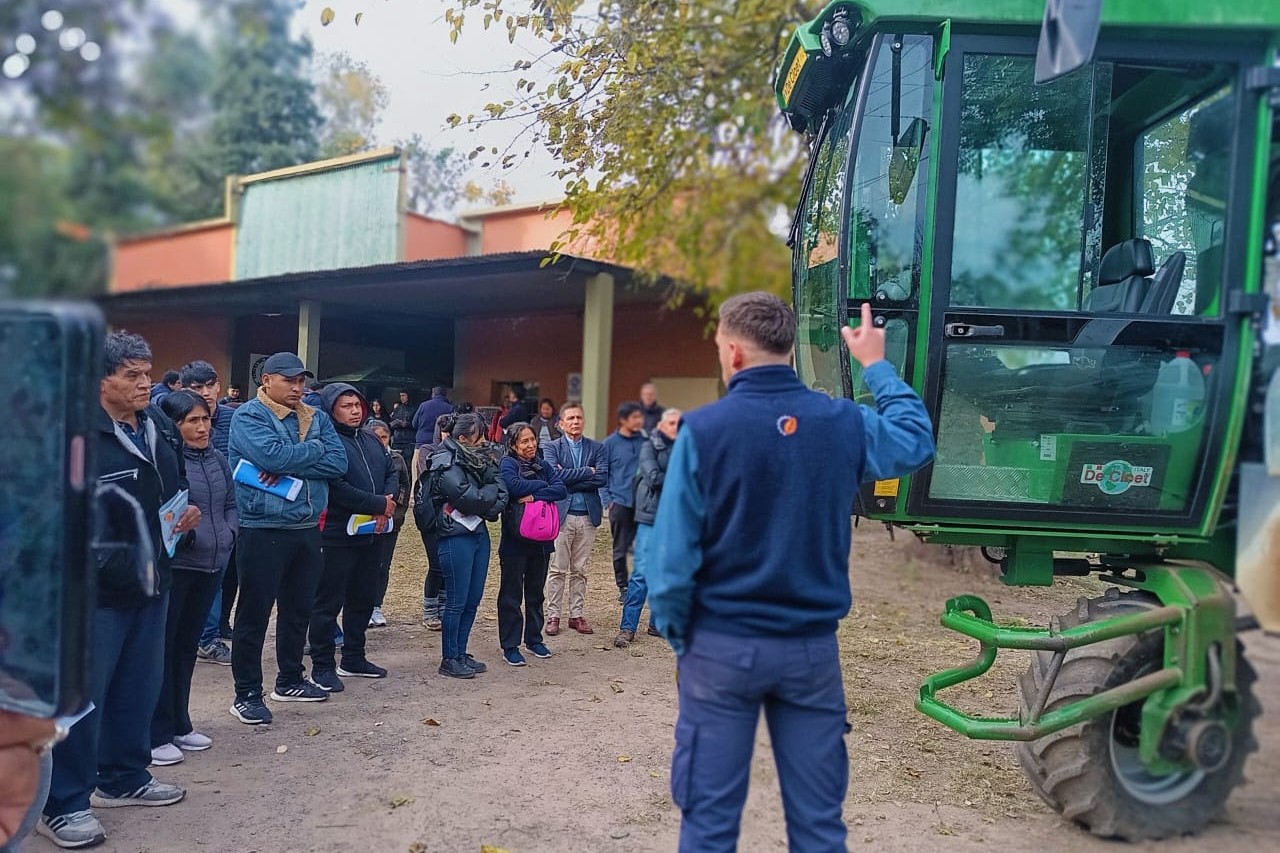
[581,272,615,440]
[297,300,322,375]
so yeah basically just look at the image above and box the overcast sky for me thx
[301,0,567,205]
[164,0,567,206]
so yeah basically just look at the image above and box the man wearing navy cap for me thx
[226,352,348,725]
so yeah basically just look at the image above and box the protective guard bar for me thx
[916,595,1184,741]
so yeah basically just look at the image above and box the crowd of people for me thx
[9,292,936,853]
[26,334,681,850]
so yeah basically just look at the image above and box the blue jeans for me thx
[45,596,168,817]
[437,528,490,660]
[672,630,849,853]
[199,568,224,647]
[620,523,652,633]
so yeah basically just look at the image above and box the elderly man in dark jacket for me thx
[307,383,400,692]
[40,332,198,849]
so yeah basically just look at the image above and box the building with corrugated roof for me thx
[99,148,721,437]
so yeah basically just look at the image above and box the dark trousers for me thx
[437,528,490,660]
[609,504,638,589]
[231,527,323,698]
[420,529,445,600]
[672,630,849,853]
[153,570,221,746]
[497,550,549,650]
[374,528,400,607]
[309,543,380,670]
[45,596,167,817]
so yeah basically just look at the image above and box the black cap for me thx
[261,352,314,379]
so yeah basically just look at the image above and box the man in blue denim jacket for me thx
[227,353,347,725]
[648,295,935,853]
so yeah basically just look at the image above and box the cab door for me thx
[911,37,1255,532]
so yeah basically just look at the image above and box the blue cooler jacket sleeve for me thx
[858,360,936,482]
[647,434,704,656]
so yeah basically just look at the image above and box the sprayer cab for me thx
[777,0,1280,841]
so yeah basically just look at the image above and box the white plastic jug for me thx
[1150,351,1205,435]
[1266,367,1280,475]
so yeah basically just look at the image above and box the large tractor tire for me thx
[1014,588,1259,841]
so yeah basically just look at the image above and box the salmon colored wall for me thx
[106,314,232,387]
[403,213,469,261]
[454,303,716,436]
[477,207,601,256]
[112,224,234,292]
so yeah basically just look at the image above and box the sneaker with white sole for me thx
[270,679,329,702]
[503,647,527,666]
[196,640,232,666]
[173,731,212,751]
[230,693,273,725]
[149,743,184,766]
[37,810,106,849]
[90,778,185,808]
[337,659,387,678]
[310,668,345,692]
[368,606,387,627]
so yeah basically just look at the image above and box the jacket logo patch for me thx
[776,415,799,436]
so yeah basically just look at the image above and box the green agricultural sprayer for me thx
[776,0,1280,840]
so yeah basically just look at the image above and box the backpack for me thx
[487,409,506,444]
[412,463,442,533]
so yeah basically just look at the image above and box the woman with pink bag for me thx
[497,423,569,666]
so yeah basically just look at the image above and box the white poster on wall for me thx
[566,372,583,401]
[249,353,270,387]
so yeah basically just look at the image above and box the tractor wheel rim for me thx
[1109,711,1205,805]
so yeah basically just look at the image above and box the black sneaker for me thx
[270,680,329,702]
[310,668,345,692]
[438,656,475,679]
[338,659,388,678]
[229,694,273,725]
[462,653,487,674]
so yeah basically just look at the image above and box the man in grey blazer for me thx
[541,402,609,635]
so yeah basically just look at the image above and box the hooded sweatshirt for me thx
[320,383,399,547]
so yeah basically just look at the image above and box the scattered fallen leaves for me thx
[481,846,512,853]
[389,795,414,809]
[421,718,441,727]
[609,682,624,694]
[408,843,428,853]
[275,745,288,754]
[617,754,632,763]
[306,726,321,737]
[649,771,662,778]
[319,7,335,26]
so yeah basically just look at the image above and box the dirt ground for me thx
[29,520,1278,852]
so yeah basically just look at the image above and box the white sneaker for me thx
[369,606,387,627]
[173,731,212,751]
[149,743,184,766]
[37,810,106,848]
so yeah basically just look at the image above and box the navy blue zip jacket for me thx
[413,394,453,446]
[209,403,232,456]
[172,445,237,573]
[498,452,568,556]
[647,362,935,654]
[600,429,646,509]
[320,383,399,547]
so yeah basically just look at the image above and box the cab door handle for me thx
[945,323,1005,339]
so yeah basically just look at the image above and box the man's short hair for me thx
[180,360,218,387]
[717,292,796,355]
[161,369,181,386]
[229,384,243,392]
[617,401,643,422]
[560,401,584,417]
[432,386,447,397]
[103,331,152,378]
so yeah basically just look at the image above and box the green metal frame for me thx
[916,560,1237,771]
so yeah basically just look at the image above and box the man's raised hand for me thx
[841,302,886,368]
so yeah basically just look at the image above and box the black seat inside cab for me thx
[1084,238,1154,313]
